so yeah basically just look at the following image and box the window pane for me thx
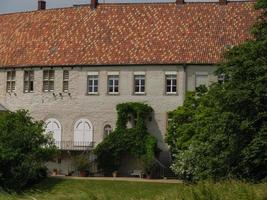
[7,72,11,81]
[49,70,55,80]
[24,71,29,81]
[11,71,16,80]
[30,81,34,92]
[24,81,29,92]
[6,82,11,92]
[141,86,145,92]
[30,71,34,81]
[167,86,171,93]
[49,81,54,91]
[63,70,69,80]
[63,81,68,92]
[114,86,118,93]
[43,71,49,80]
[11,81,15,92]
[43,81,49,91]
[94,86,98,92]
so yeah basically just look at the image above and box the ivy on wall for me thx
[94,102,157,174]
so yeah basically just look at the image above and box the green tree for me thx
[0,110,56,191]
[167,0,267,182]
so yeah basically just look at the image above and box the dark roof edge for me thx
[0,63,217,69]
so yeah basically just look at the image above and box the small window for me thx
[43,70,55,92]
[104,124,112,138]
[63,70,69,92]
[6,71,16,93]
[218,74,225,84]
[166,74,177,94]
[108,75,119,94]
[24,70,34,93]
[134,75,145,94]
[88,74,99,94]
[195,72,208,88]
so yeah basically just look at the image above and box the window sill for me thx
[108,92,119,95]
[133,92,146,95]
[87,92,99,96]
[166,92,178,96]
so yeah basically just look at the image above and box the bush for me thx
[0,110,57,191]
[94,102,157,174]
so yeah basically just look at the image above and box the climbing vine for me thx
[94,102,157,174]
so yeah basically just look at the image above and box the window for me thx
[134,75,145,94]
[43,70,55,92]
[195,72,208,88]
[218,73,225,84]
[63,70,69,92]
[6,71,16,93]
[88,74,99,94]
[24,70,34,93]
[166,74,177,94]
[74,119,93,146]
[103,124,112,138]
[108,75,119,94]
[45,118,62,148]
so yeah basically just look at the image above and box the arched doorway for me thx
[74,119,93,146]
[45,118,62,148]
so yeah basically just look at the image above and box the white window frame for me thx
[108,74,119,94]
[165,72,177,95]
[88,72,99,95]
[74,119,93,146]
[24,70,34,93]
[134,73,146,94]
[6,71,16,93]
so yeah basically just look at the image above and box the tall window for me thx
[166,74,177,94]
[134,75,145,94]
[88,74,99,94]
[104,124,112,138]
[24,70,34,93]
[6,71,16,93]
[108,75,119,94]
[43,70,55,92]
[63,70,69,92]
[74,119,93,146]
[195,72,208,88]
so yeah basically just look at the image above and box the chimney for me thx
[176,0,184,4]
[91,0,98,10]
[38,0,46,10]
[219,0,227,5]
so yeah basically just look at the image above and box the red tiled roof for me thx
[0,2,258,68]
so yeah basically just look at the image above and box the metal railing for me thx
[54,141,95,151]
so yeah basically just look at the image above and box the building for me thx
[0,0,257,175]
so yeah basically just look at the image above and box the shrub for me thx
[0,110,57,191]
[94,102,157,174]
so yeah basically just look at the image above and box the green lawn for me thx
[0,178,267,200]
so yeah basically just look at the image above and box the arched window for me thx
[104,124,112,138]
[45,118,62,148]
[74,119,93,146]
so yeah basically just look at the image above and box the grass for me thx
[0,178,267,200]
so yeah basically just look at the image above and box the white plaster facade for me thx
[0,64,217,173]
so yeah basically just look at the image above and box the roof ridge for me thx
[0,1,255,16]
